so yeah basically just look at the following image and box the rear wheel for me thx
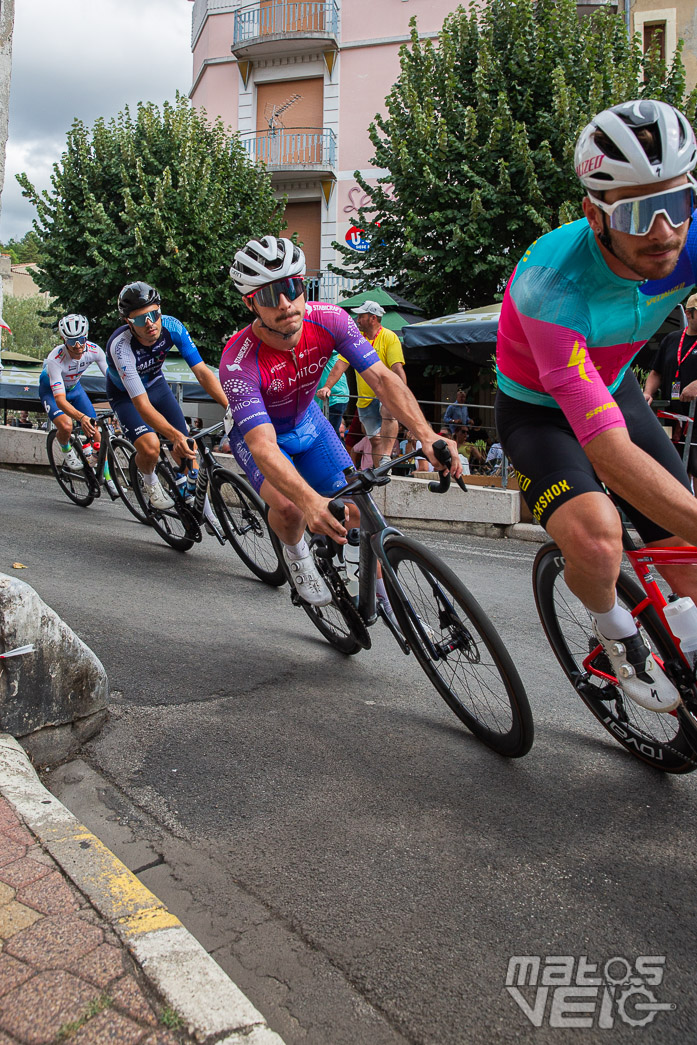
[381,534,533,757]
[209,470,284,586]
[109,438,149,524]
[47,430,97,507]
[128,454,199,551]
[533,541,697,774]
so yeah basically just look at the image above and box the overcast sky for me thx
[0,0,194,242]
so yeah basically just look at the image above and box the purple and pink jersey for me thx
[220,302,379,435]
[496,216,697,446]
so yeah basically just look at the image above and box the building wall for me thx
[629,0,697,90]
[189,0,463,280]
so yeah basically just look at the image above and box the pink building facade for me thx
[188,0,463,294]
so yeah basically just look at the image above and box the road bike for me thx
[47,411,144,519]
[128,421,284,586]
[270,442,534,758]
[533,521,697,774]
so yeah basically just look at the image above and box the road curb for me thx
[0,733,286,1045]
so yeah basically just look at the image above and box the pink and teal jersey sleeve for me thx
[220,301,379,436]
[496,217,697,446]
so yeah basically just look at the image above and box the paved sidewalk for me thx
[0,793,188,1045]
[0,735,285,1045]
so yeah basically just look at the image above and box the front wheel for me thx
[532,541,697,774]
[128,454,199,552]
[209,470,285,586]
[46,430,97,507]
[109,438,149,524]
[381,534,533,757]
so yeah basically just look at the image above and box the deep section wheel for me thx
[382,533,533,757]
[533,541,697,774]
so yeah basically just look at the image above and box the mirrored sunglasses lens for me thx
[66,338,86,347]
[130,309,160,327]
[255,279,303,307]
[610,187,694,234]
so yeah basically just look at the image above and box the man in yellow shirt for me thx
[317,301,406,466]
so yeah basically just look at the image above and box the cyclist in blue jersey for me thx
[222,237,460,606]
[496,99,697,713]
[106,281,229,510]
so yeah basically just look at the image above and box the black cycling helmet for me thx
[117,281,161,318]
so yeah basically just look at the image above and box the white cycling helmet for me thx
[58,314,89,340]
[575,99,697,192]
[230,236,306,295]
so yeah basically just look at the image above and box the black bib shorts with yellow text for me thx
[495,370,691,544]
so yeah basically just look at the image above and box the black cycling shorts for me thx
[495,370,691,543]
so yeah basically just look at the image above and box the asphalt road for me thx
[2,468,696,1045]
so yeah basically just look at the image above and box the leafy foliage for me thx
[0,230,44,264]
[1,295,60,360]
[18,95,284,362]
[332,0,697,317]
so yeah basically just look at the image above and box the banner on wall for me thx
[345,226,371,252]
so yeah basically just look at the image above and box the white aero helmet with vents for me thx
[58,314,89,340]
[574,99,697,193]
[230,236,306,295]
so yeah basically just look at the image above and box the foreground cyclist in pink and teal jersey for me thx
[496,99,697,714]
[220,237,461,608]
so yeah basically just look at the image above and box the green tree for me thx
[1,229,44,263]
[0,295,60,360]
[17,95,283,361]
[332,0,697,317]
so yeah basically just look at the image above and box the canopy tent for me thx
[403,302,502,366]
[337,287,424,336]
[0,355,218,409]
[402,301,685,370]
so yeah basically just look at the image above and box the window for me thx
[644,21,666,63]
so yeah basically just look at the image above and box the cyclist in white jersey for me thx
[40,315,108,473]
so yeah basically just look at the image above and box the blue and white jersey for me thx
[105,315,203,399]
[41,342,107,396]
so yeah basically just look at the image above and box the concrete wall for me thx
[1,424,536,537]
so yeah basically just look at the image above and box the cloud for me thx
[1,0,194,240]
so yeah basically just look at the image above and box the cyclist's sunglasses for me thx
[246,277,305,308]
[64,336,87,348]
[590,179,697,236]
[128,307,161,327]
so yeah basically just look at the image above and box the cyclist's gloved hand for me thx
[223,406,234,434]
[421,434,464,479]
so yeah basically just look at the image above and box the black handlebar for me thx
[428,439,468,494]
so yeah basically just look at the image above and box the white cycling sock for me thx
[140,470,157,487]
[284,538,309,560]
[591,597,636,640]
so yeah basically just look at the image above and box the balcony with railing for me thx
[231,1,339,58]
[242,127,336,178]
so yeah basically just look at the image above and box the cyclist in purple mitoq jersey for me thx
[221,236,460,607]
[496,99,697,714]
[106,281,229,511]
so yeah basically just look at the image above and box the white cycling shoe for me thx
[146,478,174,511]
[592,622,681,713]
[283,546,332,607]
[61,447,83,471]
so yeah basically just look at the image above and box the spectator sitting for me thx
[217,431,231,454]
[485,441,504,474]
[443,388,470,433]
[11,410,33,429]
[456,425,487,471]
[353,434,375,471]
[468,415,488,444]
